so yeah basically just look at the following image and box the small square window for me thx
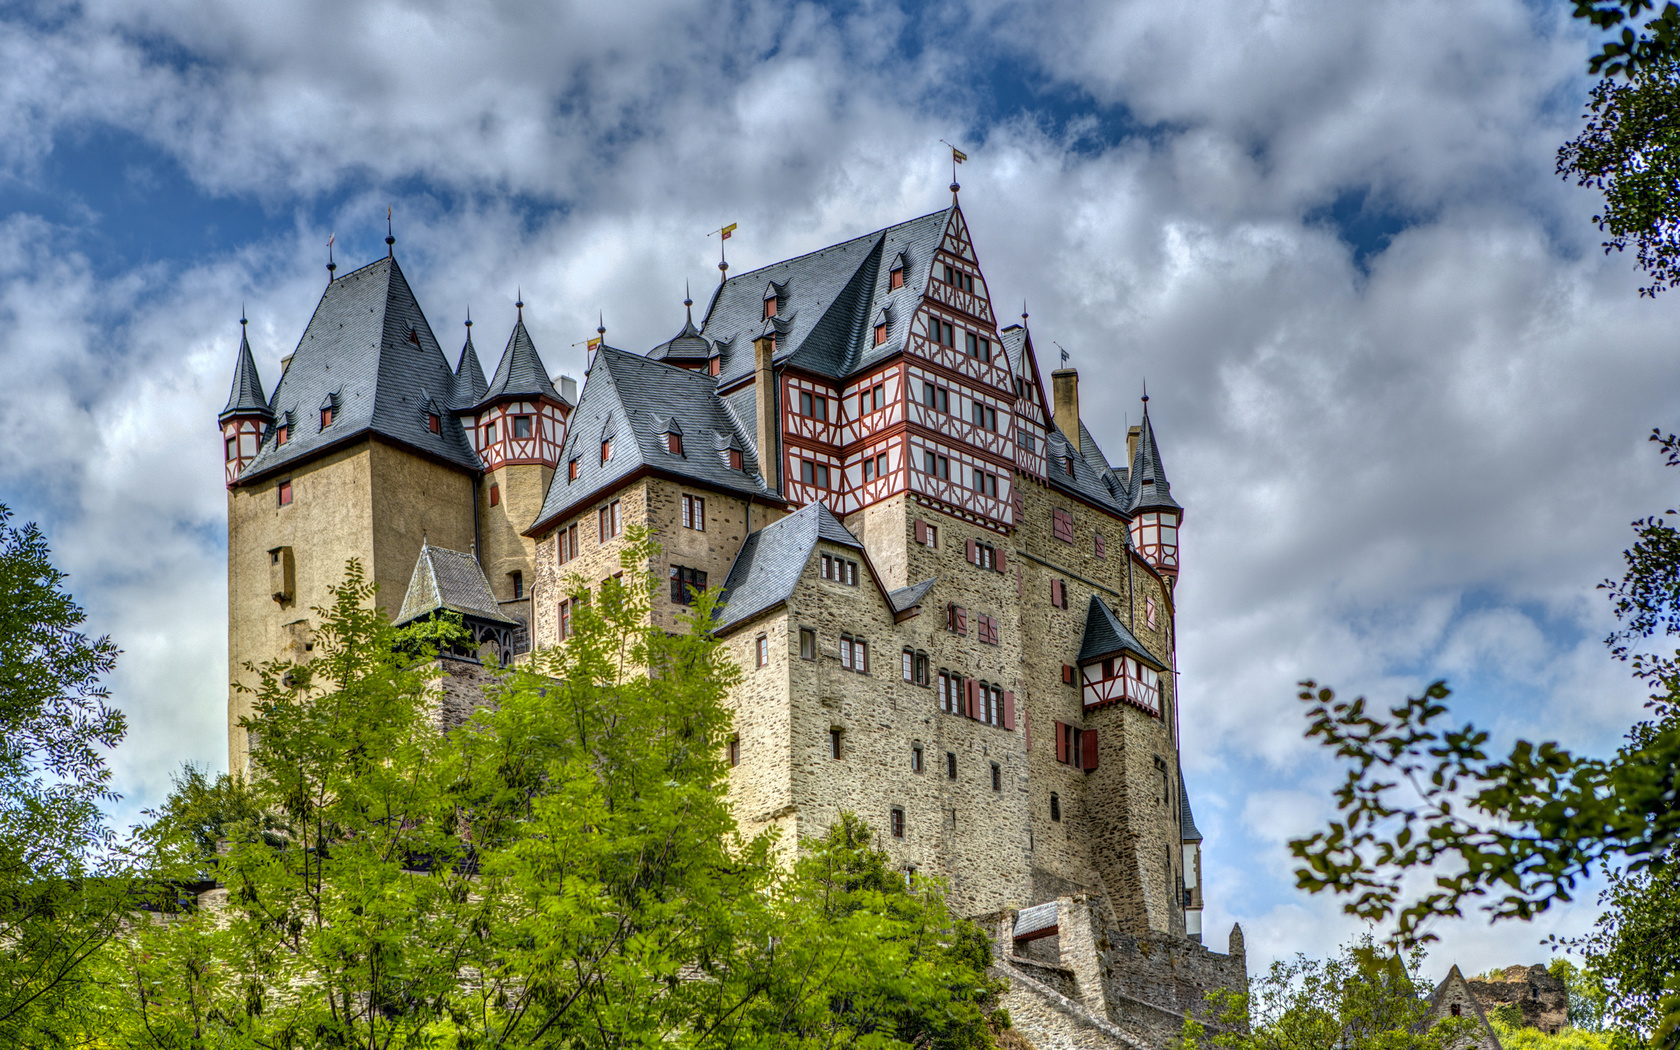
[277,480,293,506]
[514,416,532,439]
[800,628,816,660]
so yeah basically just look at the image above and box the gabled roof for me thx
[1179,770,1202,843]
[395,542,516,627]
[702,209,951,385]
[888,577,938,614]
[236,257,481,481]
[1076,594,1166,670]
[452,329,488,409]
[220,324,272,422]
[1046,427,1130,516]
[479,319,563,407]
[528,345,773,535]
[1128,405,1181,514]
[1425,966,1503,1050]
[714,501,863,631]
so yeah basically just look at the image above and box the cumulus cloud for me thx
[0,0,1667,974]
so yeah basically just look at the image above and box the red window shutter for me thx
[1002,690,1015,730]
[966,537,977,565]
[915,519,927,544]
[1062,663,1074,685]
[1081,729,1099,771]
[955,606,968,635]
[966,679,979,719]
[996,547,1007,573]
[1051,579,1062,607]
[1055,721,1068,763]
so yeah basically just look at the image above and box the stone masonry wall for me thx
[528,479,652,646]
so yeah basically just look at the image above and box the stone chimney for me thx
[1052,369,1080,452]
[1127,425,1141,466]
[754,334,779,490]
[559,375,578,404]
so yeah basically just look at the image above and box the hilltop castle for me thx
[219,199,1246,1046]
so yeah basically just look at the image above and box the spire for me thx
[478,311,560,407]
[453,312,488,409]
[516,288,523,322]
[597,312,606,342]
[685,281,694,327]
[326,232,336,283]
[1127,397,1181,514]
[220,316,272,422]
[385,206,395,257]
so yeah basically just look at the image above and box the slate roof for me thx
[1179,770,1202,843]
[888,577,938,613]
[714,502,863,632]
[1046,427,1130,516]
[452,329,488,409]
[395,542,516,626]
[1076,594,1166,670]
[529,344,774,535]
[220,324,272,422]
[236,257,481,482]
[479,318,563,407]
[647,301,713,362]
[1127,405,1181,514]
[702,209,952,386]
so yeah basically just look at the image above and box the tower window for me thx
[514,415,532,439]
[911,745,923,773]
[682,494,705,530]
[427,412,440,433]
[598,500,621,541]
[669,565,708,605]
[1052,508,1074,543]
[485,421,497,443]
[800,628,816,660]
[510,571,523,599]
[830,728,843,759]
[890,807,904,838]
[728,735,740,767]
[558,523,579,565]
[277,480,293,506]
[1050,793,1061,822]
[991,763,1001,791]
[945,752,957,779]
[1147,596,1158,629]
[1095,532,1106,559]
[225,435,237,460]
[757,635,769,668]
[489,483,500,507]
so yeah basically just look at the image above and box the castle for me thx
[219,197,1247,1047]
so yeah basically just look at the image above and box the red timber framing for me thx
[472,399,569,470]
[222,417,265,485]
[1080,655,1162,716]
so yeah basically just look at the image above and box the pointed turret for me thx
[219,318,272,486]
[1127,399,1183,577]
[453,323,488,409]
[471,316,569,476]
[480,318,562,407]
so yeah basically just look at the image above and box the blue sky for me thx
[0,0,1670,979]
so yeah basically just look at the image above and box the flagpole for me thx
[709,223,738,282]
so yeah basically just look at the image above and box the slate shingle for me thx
[1076,594,1166,670]
[1127,406,1181,515]
[714,502,863,632]
[220,325,272,422]
[395,542,516,626]
[480,319,563,407]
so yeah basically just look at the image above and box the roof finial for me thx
[385,206,395,257]
[684,281,694,324]
[1021,300,1028,323]
[464,306,472,330]
[1141,378,1149,405]
[326,232,336,283]
[940,140,966,197]
[516,288,523,322]
[240,304,247,328]
[597,312,606,341]
[712,223,736,282]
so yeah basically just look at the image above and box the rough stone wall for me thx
[1468,965,1567,1033]
[528,479,652,646]
[644,479,756,633]
[478,462,552,602]
[429,654,501,730]
[1082,899,1246,1024]
[1428,973,1503,1050]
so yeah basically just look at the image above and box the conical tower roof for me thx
[1127,403,1182,514]
[219,324,272,422]
[453,329,488,409]
[479,318,562,407]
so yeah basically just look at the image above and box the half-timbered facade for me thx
[220,198,1241,1049]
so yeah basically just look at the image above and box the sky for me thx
[0,0,1670,982]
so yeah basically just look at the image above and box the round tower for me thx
[219,316,272,487]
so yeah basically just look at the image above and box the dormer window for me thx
[709,356,720,376]
[667,433,683,455]
[763,294,777,319]
[601,439,612,463]
[276,424,289,446]
[320,406,335,428]
[568,458,580,481]
[1063,455,1075,476]
[728,448,743,470]
[427,412,441,433]
[874,323,887,346]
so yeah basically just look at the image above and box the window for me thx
[991,763,1001,791]
[426,411,440,433]
[800,460,831,488]
[1055,722,1099,770]
[912,745,924,773]
[922,451,949,479]
[915,652,929,685]
[922,381,950,413]
[946,751,957,779]
[598,500,621,541]
[800,628,816,660]
[830,728,843,759]
[276,424,289,445]
[839,636,868,673]
[568,458,579,481]
[915,520,939,547]
[728,735,740,766]
[965,332,992,362]
[558,524,579,565]
[728,448,744,470]
[1050,793,1061,822]
[1052,508,1074,543]
[514,415,532,439]
[821,555,859,585]
[946,603,968,636]
[799,391,828,421]
[682,494,705,530]
[1050,579,1068,609]
[874,323,887,345]
[1450,1005,1461,1018]
[557,598,575,639]
[510,571,523,599]
[1063,455,1075,476]
[972,468,997,497]
[1022,432,1036,454]
[970,400,997,431]
[1146,596,1158,629]
[669,566,708,605]
[891,807,905,837]
[938,672,953,713]
[902,649,915,682]
[976,614,999,646]
[600,438,612,462]
[489,483,500,507]
[486,421,497,443]
[756,635,769,668]
[931,319,955,347]
[277,480,293,506]
[890,268,904,290]
[763,294,777,319]
[1095,532,1106,559]
[667,433,683,455]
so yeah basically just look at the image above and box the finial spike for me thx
[465,305,472,329]
[515,288,523,322]
[1141,378,1149,405]
[326,231,337,283]
[597,312,606,338]
[240,304,247,328]
[1022,300,1028,322]
[386,206,395,257]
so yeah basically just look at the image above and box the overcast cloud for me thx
[0,0,1669,978]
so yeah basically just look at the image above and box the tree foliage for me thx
[108,534,1003,1050]
[0,503,128,1043]
[1288,434,1680,1045]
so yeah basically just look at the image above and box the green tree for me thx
[1547,958,1610,1032]
[1287,433,1680,1044]
[1179,938,1472,1050]
[0,503,128,1044]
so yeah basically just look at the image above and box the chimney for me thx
[754,334,779,489]
[559,375,578,404]
[1127,425,1141,466]
[1052,369,1080,452]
